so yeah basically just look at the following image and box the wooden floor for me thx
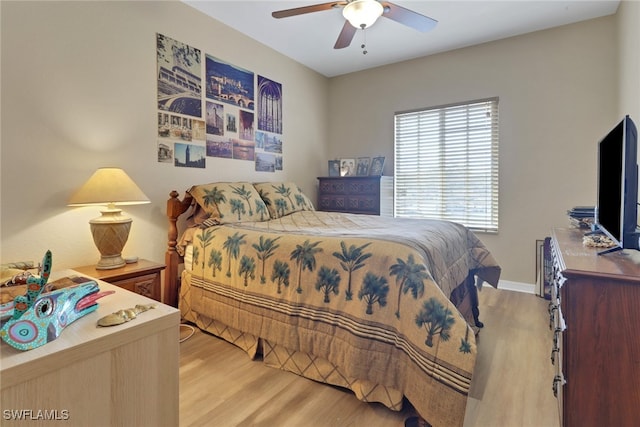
[179,287,560,427]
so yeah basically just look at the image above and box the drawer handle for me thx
[548,304,557,330]
[550,329,562,364]
[552,374,566,397]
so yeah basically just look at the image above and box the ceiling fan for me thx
[272,0,437,50]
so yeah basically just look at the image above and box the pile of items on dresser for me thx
[567,206,594,229]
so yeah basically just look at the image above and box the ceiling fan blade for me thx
[381,2,438,32]
[334,21,357,49]
[272,2,347,19]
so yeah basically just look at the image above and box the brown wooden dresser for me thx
[317,176,392,215]
[549,227,640,427]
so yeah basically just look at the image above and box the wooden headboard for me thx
[164,190,193,307]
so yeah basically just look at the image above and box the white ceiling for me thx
[184,0,620,77]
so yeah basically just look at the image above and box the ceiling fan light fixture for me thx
[342,0,384,29]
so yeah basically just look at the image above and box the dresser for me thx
[317,176,393,216]
[549,228,640,427]
[1,269,180,426]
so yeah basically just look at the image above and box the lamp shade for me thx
[343,0,384,29]
[68,168,150,207]
[68,168,150,270]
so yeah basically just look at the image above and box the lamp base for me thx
[95,254,127,270]
[89,207,132,270]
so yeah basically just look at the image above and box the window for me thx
[394,98,499,232]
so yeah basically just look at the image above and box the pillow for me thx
[187,182,269,223]
[185,201,219,228]
[253,182,315,219]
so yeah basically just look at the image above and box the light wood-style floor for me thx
[179,287,560,427]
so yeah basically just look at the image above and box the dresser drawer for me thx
[110,273,161,301]
[319,178,380,195]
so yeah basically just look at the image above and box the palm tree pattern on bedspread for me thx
[190,228,474,355]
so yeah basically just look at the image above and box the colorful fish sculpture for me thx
[0,250,113,351]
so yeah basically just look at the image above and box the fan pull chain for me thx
[360,26,368,55]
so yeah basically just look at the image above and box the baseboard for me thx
[497,280,536,294]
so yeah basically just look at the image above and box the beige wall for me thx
[327,16,619,284]
[0,1,329,270]
[618,0,639,120]
[617,0,640,233]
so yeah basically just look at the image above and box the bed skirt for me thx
[179,269,477,414]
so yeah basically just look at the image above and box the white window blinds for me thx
[394,98,499,232]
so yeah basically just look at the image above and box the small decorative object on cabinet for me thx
[369,156,385,176]
[356,157,371,176]
[317,176,393,216]
[340,158,356,176]
[548,227,640,427]
[0,250,111,351]
[73,259,165,303]
[328,160,340,176]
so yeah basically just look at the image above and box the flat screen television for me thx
[594,115,639,254]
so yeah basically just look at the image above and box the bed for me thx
[164,181,501,427]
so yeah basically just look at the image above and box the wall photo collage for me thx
[156,33,283,172]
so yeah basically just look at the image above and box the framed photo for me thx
[328,160,341,177]
[356,157,370,176]
[340,158,356,176]
[369,156,385,176]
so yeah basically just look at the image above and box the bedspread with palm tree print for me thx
[180,210,500,427]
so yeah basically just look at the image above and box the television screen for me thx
[595,115,638,253]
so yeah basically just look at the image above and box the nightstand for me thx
[72,259,165,302]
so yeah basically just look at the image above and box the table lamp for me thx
[68,168,150,270]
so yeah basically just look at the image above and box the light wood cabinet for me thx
[0,270,180,426]
[549,228,640,427]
